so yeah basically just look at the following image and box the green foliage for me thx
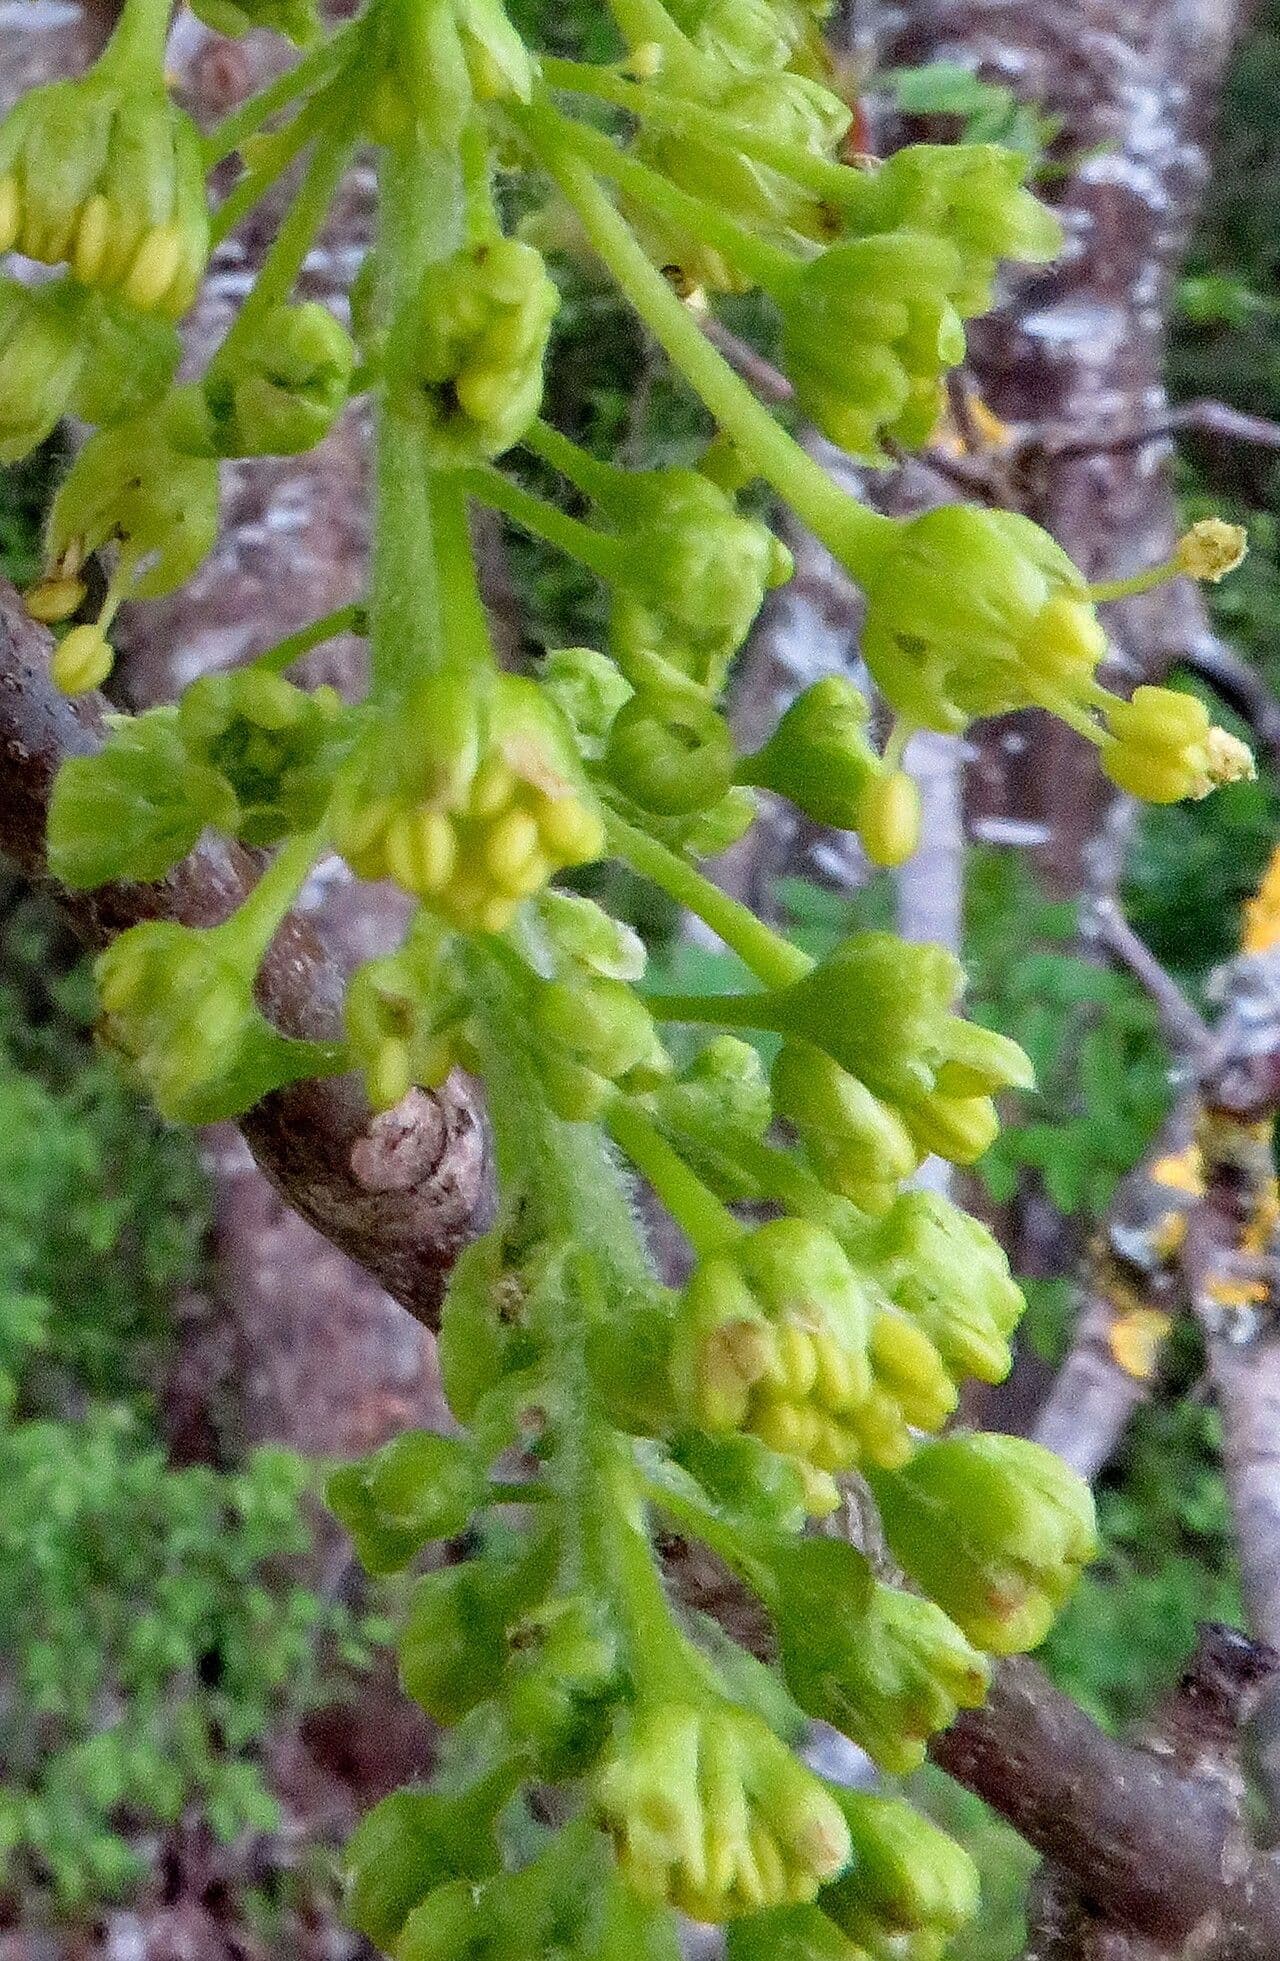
[0,890,371,1912]
[964,851,1172,1214]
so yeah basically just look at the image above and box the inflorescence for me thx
[0,0,1254,1951]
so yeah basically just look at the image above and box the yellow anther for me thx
[72,194,113,285]
[779,1324,818,1397]
[123,222,185,314]
[368,1036,412,1112]
[51,623,113,695]
[537,791,605,861]
[1175,517,1247,583]
[468,754,516,820]
[24,576,86,624]
[812,1329,857,1411]
[0,175,20,253]
[1196,726,1255,795]
[483,806,541,892]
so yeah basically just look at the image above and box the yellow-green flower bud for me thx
[370,0,532,145]
[593,1700,851,1919]
[46,417,219,600]
[849,144,1063,316]
[637,73,850,294]
[326,1431,484,1576]
[739,677,882,829]
[398,1536,552,1723]
[605,467,792,692]
[0,64,209,318]
[345,942,465,1112]
[0,278,84,462]
[873,1433,1098,1654]
[336,672,605,931]
[859,506,1107,734]
[191,0,320,43]
[410,237,557,466]
[606,691,736,815]
[539,645,633,760]
[777,232,966,457]
[867,1188,1025,1384]
[533,971,670,1118]
[671,1218,874,1475]
[1101,684,1256,803]
[771,1040,921,1212]
[344,1783,502,1949]
[72,295,182,427]
[94,919,324,1123]
[51,623,114,696]
[178,667,346,846]
[767,933,1031,1128]
[204,303,356,457]
[795,1578,988,1774]
[504,1591,621,1776]
[821,1789,980,1956]
[538,889,647,980]
[857,769,922,867]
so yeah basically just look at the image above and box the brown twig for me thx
[0,581,492,1328]
[1085,896,1213,1058]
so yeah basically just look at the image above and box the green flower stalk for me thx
[873,1432,1099,1654]
[594,1699,851,1919]
[192,0,321,43]
[0,8,209,319]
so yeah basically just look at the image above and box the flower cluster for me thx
[0,41,208,319]
[6,0,1253,1956]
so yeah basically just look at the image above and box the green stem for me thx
[1088,565,1179,603]
[542,104,796,293]
[369,144,467,696]
[606,810,812,987]
[225,825,324,965]
[250,603,366,676]
[201,23,359,165]
[216,113,356,347]
[99,0,173,76]
[524,419,627,507]
[606,1097,741,1254]
[641,989,773,1028]
[432,472,499,675]
[460,466,627,583]
[542,58,873,211]
[514,114,894,581]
